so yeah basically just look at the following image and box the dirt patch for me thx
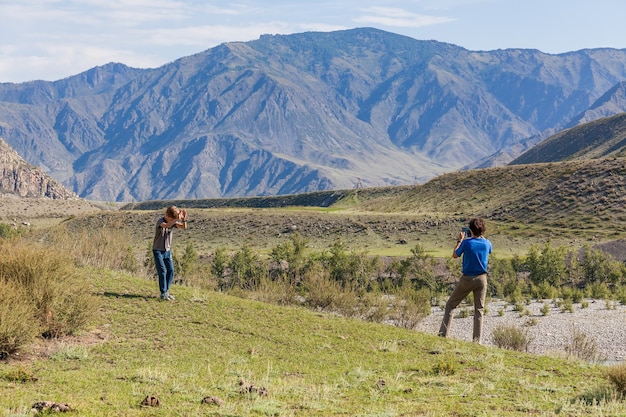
[0,197,116,228]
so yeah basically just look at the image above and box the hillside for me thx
[356,158,626,231]
[93,156,622,264]
[511,112,626,164]
[0,136,78,199]
[0,271,617,416]
[2,28,626,201]
[125,157,626,233]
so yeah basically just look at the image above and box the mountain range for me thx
[1,27,626,202]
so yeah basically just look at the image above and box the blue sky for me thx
[1,0,625,83]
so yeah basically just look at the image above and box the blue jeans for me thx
[153,250,174,295]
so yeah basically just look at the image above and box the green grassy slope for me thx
[353,158,626,231]
[94,157,626,260]
[0,270,620,416]
[124,157,626,235]
[511,113,626,164]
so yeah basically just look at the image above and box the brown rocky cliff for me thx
[0,137,77,199]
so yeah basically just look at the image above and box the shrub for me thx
[488,257,520,298]
[560,299,574,313]
[586,282,612,299]
[211,247,229,282]
[269,232,309,284]
[356,292,390,323]
[398,244,438,294]
[0,280,40,354]
[121,245,139,274]
[0,223,21,240]
[0,241,99,339]
[491,324,533,352]
[252,276,298,306]
[606,363,626,395]
[529,282,558,300]
[565,327,604,362]
[388,286,431,329]
[321,240,379,291]
[174,242,198,282]
[526,243,568,287]
[2,366,37,383]
[301,265,354,311]
[579,245,622,285]
[227,244,267,291]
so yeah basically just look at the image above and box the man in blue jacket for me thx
[438,218,492,344]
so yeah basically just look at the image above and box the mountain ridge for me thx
[2,28,626,201]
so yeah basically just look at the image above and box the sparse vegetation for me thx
[491,324,534,352]
[3,159,626,415]
[0,240,98,346]
[606,363,626,396]
[565,327,604,363]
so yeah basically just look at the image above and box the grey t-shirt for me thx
[152,217,173,251]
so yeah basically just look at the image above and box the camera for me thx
[462,227,472,238]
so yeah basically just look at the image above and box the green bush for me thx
[301,264,357,312]
[320,240,380,291]
[433,355,457,376]
[0,223,21,240]
[174,242,198,282]
[579,245,622,285]
[211,247,229,282]
[488,257,519,298]
[527,243,568,287]
[491,324,533,352]
[121,245,139,274]
[585,282,612,299]
[253,276,298,306]
[269,232,309,284]
[529,282,558,300]
[228,244,267,291]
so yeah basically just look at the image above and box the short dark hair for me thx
[468,218,486,236]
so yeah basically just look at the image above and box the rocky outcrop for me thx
[0,137,77,199]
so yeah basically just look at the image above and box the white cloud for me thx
[354,6,455,28]
[1,0,625,82]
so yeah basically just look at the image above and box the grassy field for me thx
[115,157,626,259]
[1,270,623,417]
[3,157,626,415]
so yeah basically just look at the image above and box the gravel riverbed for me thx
[414,299,626,363]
